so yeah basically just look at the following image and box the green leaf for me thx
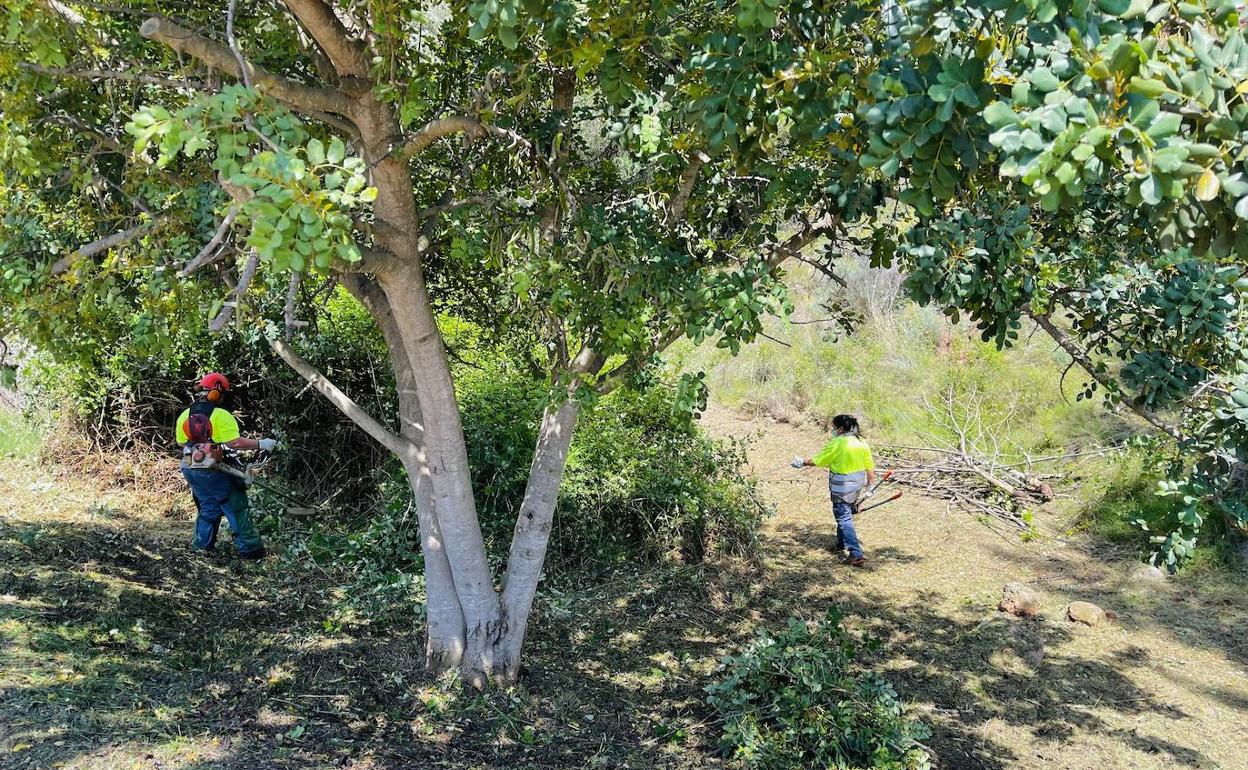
[306,138,325,165]
[1029,68,1060,92]
[327,137,346,164]
[1128,77,1167,97]
[1141,174,1163,204]
[1235,195,1248,220]
[1152,146,1188,173]
[1145,113,1182,139]
[982,101,1019,128]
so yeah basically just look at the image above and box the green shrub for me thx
[1074,450,1239,571]
[562,388,768,567]
[708,610,931,770]
[450,361,771,576]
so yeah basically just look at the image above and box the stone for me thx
[1067,601,1112,627]
[998,582,1042,618]
[1129,564,1166,584]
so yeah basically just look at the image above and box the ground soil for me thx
[2,405,1246,769]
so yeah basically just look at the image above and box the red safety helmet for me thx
[199,372,231,402]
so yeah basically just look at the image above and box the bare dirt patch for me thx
[700,404,1248,770]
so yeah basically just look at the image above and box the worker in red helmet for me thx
[174,373,277,559]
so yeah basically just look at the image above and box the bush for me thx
[707,610,931,770]
[448,360,770,576]
[17,285,396,507]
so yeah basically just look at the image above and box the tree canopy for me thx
[1,0,1246,683]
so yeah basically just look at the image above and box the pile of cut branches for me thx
[879,387,1118,530]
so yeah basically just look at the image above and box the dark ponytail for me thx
[832,414,861,437]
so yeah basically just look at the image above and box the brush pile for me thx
[879,387,1117,530]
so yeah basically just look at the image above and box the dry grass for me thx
[2,405,1246,770]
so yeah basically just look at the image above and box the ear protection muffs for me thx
[205,387,223,403]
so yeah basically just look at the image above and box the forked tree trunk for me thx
[139,7,652,689]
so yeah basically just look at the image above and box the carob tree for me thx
[3,0,1247,687]
[0,0,880,685]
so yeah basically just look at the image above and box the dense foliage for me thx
[708,610,931,770]
[1,0,1245,592]
[457,371,769,571]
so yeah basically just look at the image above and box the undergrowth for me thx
[0,407,42,459]
[708,610,931,770]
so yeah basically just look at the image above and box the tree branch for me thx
[280,0,371,80]
[52,218,161,275]
[20,62,207,90]
[414,196,491,221]
[398,116,485,160]
[182,204,239,277]
[664,149,710,228]
[209,250,260,331]
[139,17,353,116]
[1029,311,1183,440]
[765,212,838,270]
[284,271,305,340]
[269,336,414,455]
[337,244,404,273]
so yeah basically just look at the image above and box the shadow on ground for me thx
[2,491,1242,769]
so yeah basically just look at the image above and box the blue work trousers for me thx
[182,468,263,556]
[833,498,864,559]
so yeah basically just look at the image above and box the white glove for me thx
[258,438,279,452]
[790,456,805,469]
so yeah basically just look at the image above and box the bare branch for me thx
[225,0,252,90]
[52,218,161,276]
[139,17,353,116]
[414,196,491,221]
[20,63,207,90]
[765,212,838,270]
[1029,311,1183,440]
[182,204,239,277]
[209,250,260,331]
[664,149,710,228]
[337,244,404,274]
[269,337,414,455]
[280,0,371,80]
[398,116,485,160]
[794,253,848,287]
[284,271,305,340]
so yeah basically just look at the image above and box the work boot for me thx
[238,546,267,561]
[848,556,867,567]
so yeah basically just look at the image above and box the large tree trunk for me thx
[352,98,502,683]
[493,398,582,681]
[377,266,502,688]
[342,275,468,671]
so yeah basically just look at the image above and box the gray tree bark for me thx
[494,398,582,679]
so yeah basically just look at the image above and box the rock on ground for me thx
[998,582,1042,618]
[1068,601,1116,627]
[1129,564,1166,585]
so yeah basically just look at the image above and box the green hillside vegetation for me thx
[677,262,1244,568]
[678,260,1131,455]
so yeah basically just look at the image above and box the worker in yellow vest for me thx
[792,414,877,566]
[175,373,277,559]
